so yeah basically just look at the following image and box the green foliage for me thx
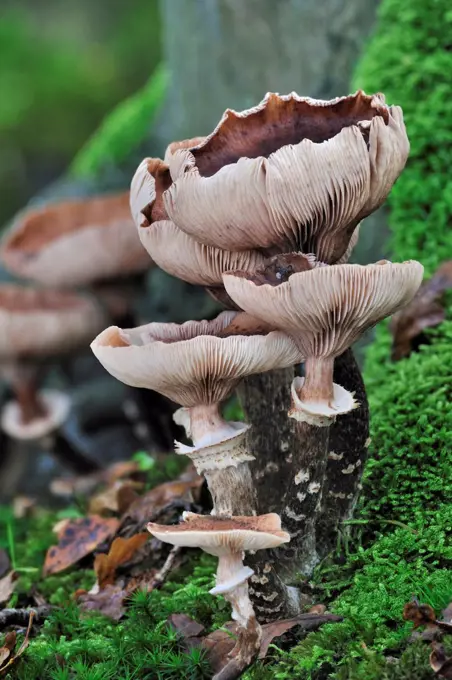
[71,64,168,178]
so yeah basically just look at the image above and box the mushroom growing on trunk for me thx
[91,311,302,516]
[147,512,290,675]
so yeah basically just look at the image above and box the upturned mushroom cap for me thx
[0,192,151,287]
[130,159,265,289]
[162,91,409,262]
[0,285,109,360]
[91,311,302,406]
[1,389,70,440]
[147,512,290,555]
[223,261,424,358]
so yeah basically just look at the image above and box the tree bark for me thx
[315,348,370,558]
[238,367,296,514]
[157,0,380,145]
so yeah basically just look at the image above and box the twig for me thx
[153,546,181,589]
[0,606,55,629]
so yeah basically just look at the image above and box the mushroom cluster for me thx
[89,90,423,665]
[0,191,153,467]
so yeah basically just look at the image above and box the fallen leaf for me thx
[167,613,205,639]
[0,612,33,675]
[0,572,18,605]
[201,612,343,675]
[403,600,436,628]
[258,613,343,659]
[50,461,140,498]
[430,642,452,678]
[89,481,144,515]
[94,533,149,588]
[391,260,452,360]
[120,473,203,528]
[76,584,127,621]
[43,516,119,576]
[0,550,10,579]
[125,569,159,593]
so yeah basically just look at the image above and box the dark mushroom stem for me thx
[8,365,48,425]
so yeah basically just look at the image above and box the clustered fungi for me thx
[0,193,151,466]
[89,90,424,673]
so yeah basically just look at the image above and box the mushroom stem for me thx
[175,403,257,516]
[212,552,262,666]
[13,378,48,425]
[299,356,334,405]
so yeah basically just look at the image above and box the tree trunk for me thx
[316,348,370,558]
[157,0,380,145]
[238,367,296,514]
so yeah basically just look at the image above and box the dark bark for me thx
[238,367,296,514]
[204,464,257,516]
[0,606,55,628]
[316,348,370,558]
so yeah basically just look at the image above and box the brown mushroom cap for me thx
[223,261,424,359]
[0,192,151,287]
[91,311,302,406]
[163,91,408,262]
[0,285,108,360]
[147,511,290,555]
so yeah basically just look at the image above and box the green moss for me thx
[70,64,167,179]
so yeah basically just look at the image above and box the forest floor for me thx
[1,447,451,680]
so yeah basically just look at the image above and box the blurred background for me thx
[0,0,383,501]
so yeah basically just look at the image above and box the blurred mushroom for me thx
[0,192,152,326]
[0,284,108,470]
[148,511,290,672]
[91,311,302,515]
[223,258,423,425]
[161,91,408,263]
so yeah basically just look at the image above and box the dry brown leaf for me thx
[201,612,342,675]
[125,569,159,593]
[258,613,343,659]
[0,612,33,675]
[94,533,149,588]
[0,571,18,605]
[43,516,119,576]
[89,481,144,516]
[76,584,127,621]
[50,460,140,498]
[430,642,452,678]
[403,600,436,629]
[121,474,203,527]
[391,260,452,360]
[167,613,205,639]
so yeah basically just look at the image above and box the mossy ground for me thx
[2,0,451,676]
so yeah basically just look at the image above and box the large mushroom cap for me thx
[0,285,108,360]
[162,90,408,263]
[223,261,424,358]
[91,311,302,406]
[0,192,151,288]
[147,512,290,555]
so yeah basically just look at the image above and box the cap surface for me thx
[0,192,151,287]
[223,261,424,358]
[1,389,71,440]
[91,311,302,406]
[147,512,290,555]
[163,91,409,262]
[0,285,108,360]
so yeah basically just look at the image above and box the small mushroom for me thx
[91,311,302,514]
[161,91,408,263]
[0,284,108,441]
[147,512,290,667]
[0,191,151,288]
[223,259,423,425]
